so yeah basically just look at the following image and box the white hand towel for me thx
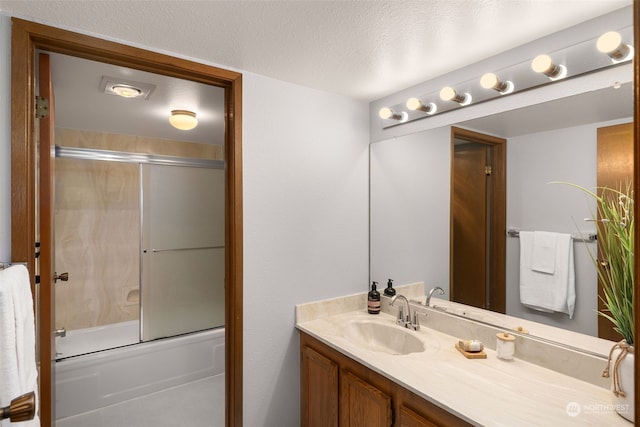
[519,231,576,318]
[0,265,39,427]
[531,231,557,274]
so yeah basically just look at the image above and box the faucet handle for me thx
[396,306,405,325]
[412,311,420,331]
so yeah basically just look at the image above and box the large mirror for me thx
[370,25,633,354]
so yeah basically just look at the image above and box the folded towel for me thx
[0,265,39,427]
[531,231,557,274]
[519,231,576,318]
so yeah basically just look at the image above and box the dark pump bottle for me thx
[383,279,396,297]
[367,281,381,314]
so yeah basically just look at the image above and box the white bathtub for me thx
[55,323,225,419]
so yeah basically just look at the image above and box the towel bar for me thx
[507,229,597,243]
[1,391,36,422]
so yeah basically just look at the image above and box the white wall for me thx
[242,73,369,425]
[0,15,370,426]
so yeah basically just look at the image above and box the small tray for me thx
[455,342,487,359]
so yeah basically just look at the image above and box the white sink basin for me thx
[342,320,425,355]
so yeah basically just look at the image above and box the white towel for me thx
[519,231,576,318]
[531,231,557,274]
[0,265,39,427]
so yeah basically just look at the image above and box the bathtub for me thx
[55,322,225,419]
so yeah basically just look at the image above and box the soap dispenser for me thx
[383,279,396,297]
[367,282,381,314]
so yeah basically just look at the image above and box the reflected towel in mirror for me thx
[519,231,575,318]
[531,231,558,274]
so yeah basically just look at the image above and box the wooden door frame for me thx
[450,126,506,313]
[10,18,243,426]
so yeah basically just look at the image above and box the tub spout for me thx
[54,328,66,338]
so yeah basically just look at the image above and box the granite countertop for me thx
[296,308,630,426]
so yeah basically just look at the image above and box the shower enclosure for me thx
[54,144,225,359]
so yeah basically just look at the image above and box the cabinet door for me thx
[340,370,392,427]
[398,404,438,427]
[301,345,339,427]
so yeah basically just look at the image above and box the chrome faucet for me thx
[390,294,419,331]
[426,286,445,308]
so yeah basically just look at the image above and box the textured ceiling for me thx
[0,0,631,101]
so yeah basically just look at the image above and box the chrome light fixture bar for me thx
[378,26,632,129]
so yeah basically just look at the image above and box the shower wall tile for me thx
[54,129,221,330]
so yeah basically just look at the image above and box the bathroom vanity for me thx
[296,287,630,426]
[300,330,469,426]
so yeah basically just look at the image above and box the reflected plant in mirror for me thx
[556,182,634,346]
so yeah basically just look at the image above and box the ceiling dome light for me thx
[597,31,633,62]
[169,110,198,130]
[111,85,143,98]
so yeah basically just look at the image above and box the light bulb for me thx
[378,107,394,119]
[597,31,632,61]
[480,73,513,94]
[378,107,406,121]
[531,54,566,79]
[439,87,471,105]
[406,98,437,114]
[112,85,142,98]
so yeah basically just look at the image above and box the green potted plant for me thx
[558,182,634,422]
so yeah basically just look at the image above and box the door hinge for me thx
[35,96,50,119]
[35,275,40,284]
[485,165,492,176]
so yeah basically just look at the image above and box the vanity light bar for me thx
[378,26,633,129]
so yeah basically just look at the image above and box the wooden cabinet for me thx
[340,370,392,426]
[300,332,472,427]
[301,345,339,427]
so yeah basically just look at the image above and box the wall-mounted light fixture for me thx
[406,98,437,115]
[376,24,632,129]
[531,54,567,80]
[480,73,514,94]
[439,87,472,106]
[169,110,198,130]
[378,107,408,122]
[597,31,633,62]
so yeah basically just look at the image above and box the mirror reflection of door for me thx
[597,122,633,341]
[450,127,506,313]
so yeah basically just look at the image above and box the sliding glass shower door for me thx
[141,163,225,341]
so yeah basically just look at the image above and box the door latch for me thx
[54,272,69,283]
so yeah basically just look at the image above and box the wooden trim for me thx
[633,0,639,417]
[10,18,243,427]
[450,126,507,314]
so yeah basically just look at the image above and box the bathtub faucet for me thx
[54,328,66,338]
